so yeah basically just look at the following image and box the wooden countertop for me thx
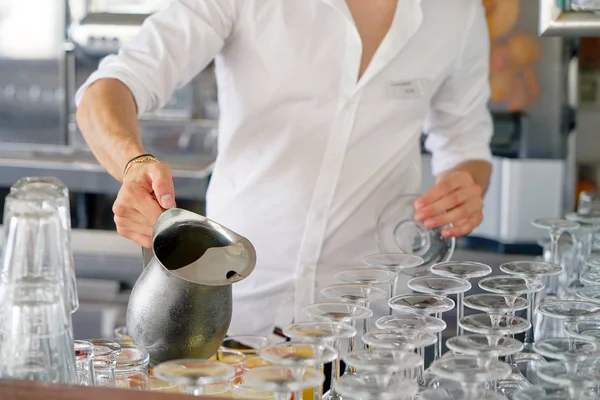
[0,379,218,400]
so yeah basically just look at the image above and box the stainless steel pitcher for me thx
[126,208,256,365]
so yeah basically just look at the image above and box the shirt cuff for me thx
[74,58,154,117]
[430,145,493,176]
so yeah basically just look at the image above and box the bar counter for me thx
[0,379,219,400]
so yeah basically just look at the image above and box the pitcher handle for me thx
[142,247,154,269]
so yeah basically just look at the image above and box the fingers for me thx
[441,212,483,238]
[421,196,483,229]
[414,175,464,209]
[116,228,152,248]
[113,161,177,245]
[147,162,176,209]
[415,184,482,221]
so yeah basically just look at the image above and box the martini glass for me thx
[336,373,419,400]
[459,314,531,337]
[420,388,508,400]
[587,256,600,270]
[531,218,580,266]
[430,261,492,336]
[463,294,530,315]
[343,349,422,386]
[513,385,572,400]
[362,328,436,384]
[565,320,600,342]
[566,213,600,292]
[388,294,454,360]
[282,322,356,400]
[428,355,512,399]
[537,300,600,321]
[407,276,470,356]
[581,270,600,286]
[536,362,599,400]
[446,335,524,359]
[259,342,338,400]
[362,253,424,314]
[302,304,371,400]
[575,286,600,303]
[499,261,562,348]
[243,366,325,400]
[152,359,236,396]
[320,284,387,347]
[534,339,599,399]
[375,314,445,386]
[479,275,544,348]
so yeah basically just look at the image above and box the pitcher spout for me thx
[149,208,256,286]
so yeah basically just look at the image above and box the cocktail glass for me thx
[459,314,531,337]
[243,366,325,400]
[407,276,470,356]
[152,359,236,396]
[586,256,600,270]
[446,335,524,359]
[362,253,424,314]
[420,388,508,400]
[499,261,562,348]
[531,218,580,266]
[336,373,419,400]
[581,271,600,286]
[430,261,492,336]
[362,328,436,386]
[537,300,600,339]
[565,320,600,342]
[320,284,387,347]
[479,275,544,347]
[259,341,338,400]
[534,338,598,399]
[428,355,511,399]
[575,286,600,303]
[343,349,422,386]
[388,294,454,360]
[301,305,370,400]
[566,213,600,293]
[463,294,529,315]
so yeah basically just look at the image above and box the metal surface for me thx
[540,0,600,36]
[126,208,256,365]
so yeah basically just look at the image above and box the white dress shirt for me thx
[76,0,493,338]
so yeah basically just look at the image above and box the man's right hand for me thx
[112,161,176,248]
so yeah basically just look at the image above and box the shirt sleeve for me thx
[422,1,493,176]
[74,0,239,116]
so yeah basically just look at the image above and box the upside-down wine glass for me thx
[430,261,492,336]
[362,253,424,314]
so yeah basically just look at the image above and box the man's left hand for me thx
[413,170,484,238]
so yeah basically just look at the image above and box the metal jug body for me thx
[126,208,256,365]
[126,257,232,365]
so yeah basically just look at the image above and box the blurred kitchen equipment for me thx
[126,208,256,365]
[540,0,600,37]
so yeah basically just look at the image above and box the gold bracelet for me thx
[123,155,158,177]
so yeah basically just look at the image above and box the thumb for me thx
[147,162,176,209]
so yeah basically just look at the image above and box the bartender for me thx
[76,0,492,337]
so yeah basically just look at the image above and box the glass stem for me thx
[435,312,443,360]
[456,292,464,337]
[525,292,535,345]
[314,363,324,400]
[330,340,341,398]
[389,275,399,315]
[549,229,561,266]
[362,301,371,350]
